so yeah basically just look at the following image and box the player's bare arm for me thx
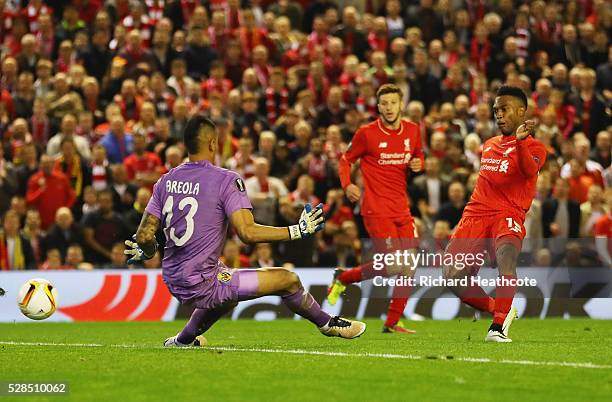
[135,212,160,257]
[124,212,160,263]
[230,208,292,243]
[230,204,324,243]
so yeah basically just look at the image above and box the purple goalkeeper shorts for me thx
[177,262,261,310]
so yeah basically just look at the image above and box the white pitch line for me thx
[0,341,610,370]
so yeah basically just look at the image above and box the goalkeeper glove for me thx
[288,203,325,240]
[124,235,156,264]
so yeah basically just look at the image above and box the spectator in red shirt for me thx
[114,79,143,123]
[236,8,272,62]
[26,154,76,230]
[308,16,330,57]
[208,9,232,56]
[561,136,605,193]
[123,132,163,189]
[307,60,330,107]
[260,68,289,125]
[324,37,345,84]
[21,0,53,33]
[288,174,320,206]
[470,21,491,74]
[252,45,272,88]
[533,2,563,54]
[225,137,257,179]
[201,61,233,101]
[4,16,28,57]
[121,2,154,46]
[367,16,388,54]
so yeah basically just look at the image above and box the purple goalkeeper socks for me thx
[281,288,331,327]
[177,306,230,344]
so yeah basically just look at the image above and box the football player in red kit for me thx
[444,85,547,342]
[327,84,424,333]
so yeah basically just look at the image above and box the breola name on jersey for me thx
[166,180,201,195]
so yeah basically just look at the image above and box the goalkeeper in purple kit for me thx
[125,115,366,346]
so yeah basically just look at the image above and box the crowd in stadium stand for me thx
[0,0,610,270]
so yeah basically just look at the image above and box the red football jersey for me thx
[123,152,163,181]
[464,135,547,220]
[339,118,424,218]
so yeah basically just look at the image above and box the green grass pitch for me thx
[1,319,611,402]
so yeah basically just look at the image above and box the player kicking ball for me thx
[327,84,424,333]
[124,115,366,347]
[443,86,547,343]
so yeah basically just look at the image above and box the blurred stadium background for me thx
[0,0,610,317]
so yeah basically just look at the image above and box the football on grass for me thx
[17,278,58,320]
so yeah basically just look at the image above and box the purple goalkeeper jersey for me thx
[146,160,252,293]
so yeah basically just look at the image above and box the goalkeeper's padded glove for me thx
[288,203,325,240]
[124,234,156,264]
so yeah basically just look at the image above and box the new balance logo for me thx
[499,160,509,173]
[379,142,388,148]
[483,146,492,153]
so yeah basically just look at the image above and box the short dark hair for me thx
[183,115,216,154]
[376,83,403,103]
[496,85,528,108]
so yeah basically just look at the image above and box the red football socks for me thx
[337,266,363,284]
[461,284,495,314]
[493,274,517,325]
[384,279,412,327]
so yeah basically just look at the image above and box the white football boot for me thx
[319,316,366,339]
[163,334,207,347]
[485,306,518,343]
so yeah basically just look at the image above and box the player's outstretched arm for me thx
[124,212,160,264]
[230,203,325,243]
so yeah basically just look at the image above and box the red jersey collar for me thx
[377,119,404,136]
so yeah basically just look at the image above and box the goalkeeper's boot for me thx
[319,316,366,339]
[326,268,347,306]
[382,321,416,334]
[163,334,208,347]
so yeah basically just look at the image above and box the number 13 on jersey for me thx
[162,195,199,246]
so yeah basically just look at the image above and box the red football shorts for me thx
[363,215,419,251]
[446,211,525,270]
